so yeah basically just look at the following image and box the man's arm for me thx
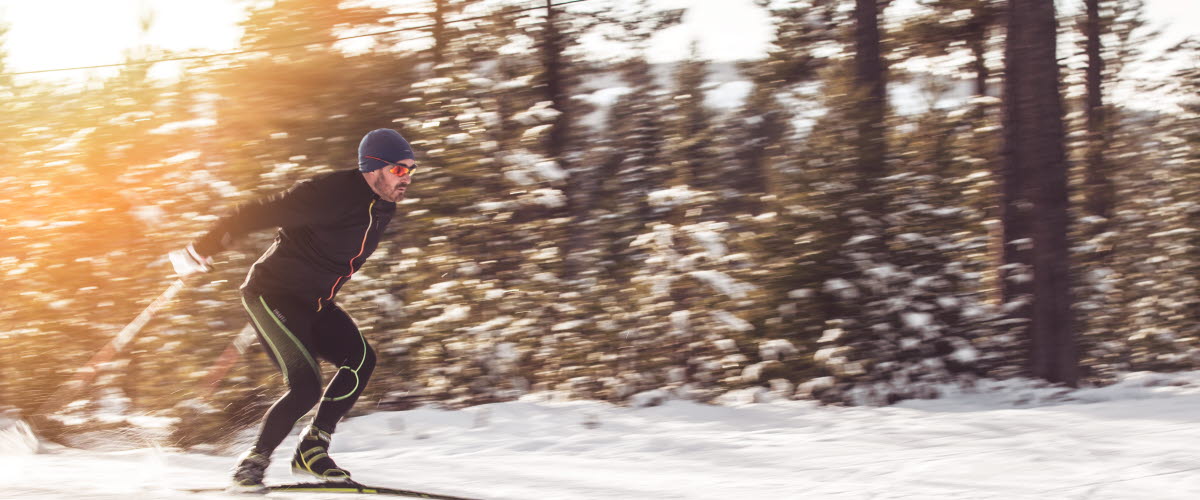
[188,178,345,260]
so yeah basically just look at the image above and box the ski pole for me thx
[199,322,257,399]
[37,277,189,415]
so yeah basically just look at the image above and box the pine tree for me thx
[623,190,779,401]
[666,43,722,194]
[211,0,403,182]
[1104,38,1200,372]
[897,0,1003,98]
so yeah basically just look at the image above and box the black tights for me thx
[240,290,376,454]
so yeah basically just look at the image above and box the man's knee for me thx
[286,367,323,406]
[358,344,377,382]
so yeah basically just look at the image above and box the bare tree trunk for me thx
[969,36,990,97]
[542,0,568,161]
[967,4,992,98]
[1002,0,1077,385]
[1083,0,1114,233]
[854,0,887,217]
[541,0,587,279]
[432,0,448,70]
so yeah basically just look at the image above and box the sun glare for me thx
[2,0,244,82]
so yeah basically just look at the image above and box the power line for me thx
[2,0,592,77]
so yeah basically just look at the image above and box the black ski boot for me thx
[291,425,352,481]
[230,448,271,493]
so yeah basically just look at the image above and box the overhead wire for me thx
[1,0,593,77]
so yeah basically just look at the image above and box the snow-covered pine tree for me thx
[623,187,781,401]
[1104,51,1200,371]
[358,6,578,407]
[666,43,723,198]
[804,171,996,405]
[1070,0,1158,381]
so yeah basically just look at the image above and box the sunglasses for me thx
[365,156,417,177]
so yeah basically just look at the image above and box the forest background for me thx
[0,0,1196,447]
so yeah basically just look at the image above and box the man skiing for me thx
[168,128,415,492]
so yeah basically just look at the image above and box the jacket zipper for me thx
[321,199,376,309]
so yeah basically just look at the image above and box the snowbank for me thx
[3,371,1200,499]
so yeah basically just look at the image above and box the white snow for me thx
[513,101,561,126]
[521,124,553,139]
[551,320,586,332]
[647,185,704,207]
[818,327,845,344]
[901,312,934,330]
[669,310,691,335]
[705,80,753,110]
[683,223,728,259]
[412,304,471,328]
[688,270,755,299]
[528,188,566,209]
[759,339,798,361]
[709,310,754,332]
[531,160,567,182]
[4,371,1200,499]
[577,86,632,130]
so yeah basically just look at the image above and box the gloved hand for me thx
[168,243,213,277]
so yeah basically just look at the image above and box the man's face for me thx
[365,159,414,202]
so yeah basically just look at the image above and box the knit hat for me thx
[358,129,415,172]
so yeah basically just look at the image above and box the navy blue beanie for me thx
[358,129,415,172]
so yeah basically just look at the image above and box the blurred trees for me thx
[1104,37,1200,374]
[0,0,1196,445]
[897,0,1002,98]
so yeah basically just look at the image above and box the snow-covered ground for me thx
[3,372,1200,499]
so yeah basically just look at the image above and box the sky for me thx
[0,0,1194,82]
[3,370,1200,498]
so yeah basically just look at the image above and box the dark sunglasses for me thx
[365,155,417,177]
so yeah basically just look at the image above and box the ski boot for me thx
[229,448,271,494]
[291,424,352,481]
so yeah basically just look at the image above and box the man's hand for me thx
[168,243,213,277]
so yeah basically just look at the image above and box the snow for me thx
[710,310,753,332]
[5,371,1200,498]
[529,188,567,209]
[577,86,632,129]
[551,320,586,332]
[531,161,567,182]
[647,185,705,207]
[513,101,560,126]
[759,339,798,361]
[669,310,691,335]
[901,312,934,330]
[688,270,755,299]
[684,223,728,259]
[788,288,814,299]
[520,124,553,139]
[818,327,845,343]
[412,305,471,328]
[705,80,753,110]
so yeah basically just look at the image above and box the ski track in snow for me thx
[3,372,1200,499]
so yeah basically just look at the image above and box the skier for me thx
[168,128,416,492]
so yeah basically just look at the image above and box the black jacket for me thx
[193,169,397,309]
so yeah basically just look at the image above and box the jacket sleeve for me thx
[191,178,345,257]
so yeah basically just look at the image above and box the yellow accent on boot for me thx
[291,447,351,481]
